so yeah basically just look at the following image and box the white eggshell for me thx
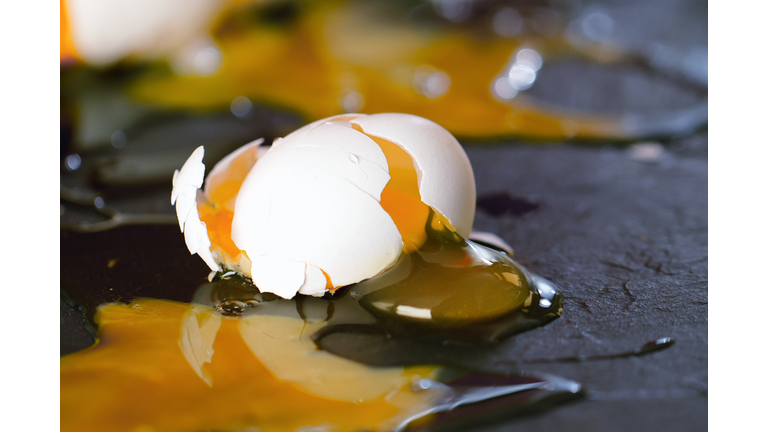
[182,193,219,272]
[171,146,219,271]
[350,113,476,236]
[274,113,367,149]
[232,121,403,296]
[249,256,307,300]
[299,264,328,297]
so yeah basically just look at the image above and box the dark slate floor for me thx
[462,135,708,431]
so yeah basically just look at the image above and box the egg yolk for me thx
[61,299,441,432]
[60,0,78,61]
[198,160,251,264]
[353,125,454,254]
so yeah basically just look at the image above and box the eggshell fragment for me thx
[349,113,476,236]
[171,146,206,230]
[171,146,219,271]
[469,231,514,255]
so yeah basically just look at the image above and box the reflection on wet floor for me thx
[60,218,579,431]
[60,297,581,432]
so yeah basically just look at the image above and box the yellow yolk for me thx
[61,299,442,432]
[60,0,77,61]
[364,133,430,253]
[198,147,256,264]
[354,125,455,254]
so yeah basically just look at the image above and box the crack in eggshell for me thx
[349,113,476,236]
[280,143,391,202]
[249,255,308,300]
[182,197,219,271]
[298,263,330,297]
[277,113,368,146]
[172,146,220,272]
[172,146,206,232]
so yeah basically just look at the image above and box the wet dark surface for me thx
[61,130,707,431]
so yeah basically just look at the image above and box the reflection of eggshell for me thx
[349,113,476,236]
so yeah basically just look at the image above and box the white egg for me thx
[65,0,223,71]
[172,113,476,299]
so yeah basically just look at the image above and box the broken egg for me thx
[173,113,476,299]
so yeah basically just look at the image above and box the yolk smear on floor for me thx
[61,299,442,432]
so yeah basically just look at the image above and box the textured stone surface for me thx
[461,140,708,431]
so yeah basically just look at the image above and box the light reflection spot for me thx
[581,11,614,41]
[432,0,473,22]
[515,49,543,71]
[111,131,127,149]
[395,305,432,320]
[539,299,552,308]
[338,89,364,112]
[413,66,451,99]
[492,77,518,100]
[65,154,81,171]
[492,7,524,37]
[193,46,222,77]
[508,64,537,90]
[230,96,253,119]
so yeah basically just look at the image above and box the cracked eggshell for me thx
[349,113,476,236]
[171,146,219,272]
[231,121,403,298]
[173,113,478,300]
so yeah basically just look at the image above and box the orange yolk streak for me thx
[61,300,439,432]
[355,125,457,253]
[198,146,258,264]
[60,0,77,61]
[366,133,431,254]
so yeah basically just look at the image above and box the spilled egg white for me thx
[173,113,477,299]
